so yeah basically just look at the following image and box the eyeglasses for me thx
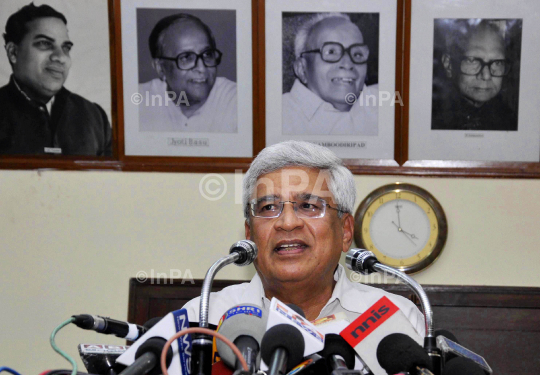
[158,49,223,70]
[249,197,344,219]
[300,42,369,64]
[459,56,511,77]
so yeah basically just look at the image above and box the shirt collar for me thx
[12,76,55,113]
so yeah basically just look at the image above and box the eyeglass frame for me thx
[457,56,511,77]
[157,48,223,70]
[300,42,369,64]
[248,198,345,219]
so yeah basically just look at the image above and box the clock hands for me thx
[392,200,418,246]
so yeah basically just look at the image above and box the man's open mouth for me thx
[274,242,307,253]
[331,77,356,84]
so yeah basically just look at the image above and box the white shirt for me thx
[138,77,237,133]
[282,79,379,136]
[182,264,425,372]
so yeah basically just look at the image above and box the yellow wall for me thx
[1,170,539,372]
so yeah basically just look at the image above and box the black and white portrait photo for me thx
[136,8,238,134]
[281,12,379,136]
[0,0,113,156]
[431,18,522,131]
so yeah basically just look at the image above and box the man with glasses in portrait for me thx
[282,13,378,136]
[432,19,518,131]
[138,13,237,133]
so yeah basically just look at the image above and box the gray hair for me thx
[242,141,356,219]
[294,13,352,59]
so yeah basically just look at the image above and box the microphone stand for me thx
[192,241,257,375]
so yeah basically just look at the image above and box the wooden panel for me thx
[127,279,540,373]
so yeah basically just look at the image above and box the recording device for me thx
[261,324,305,375]
[215,304,268,373]
[436,336,492,374]
[72,315,147,341]
[340,296,423,375]
[194,240,258,375]
[376,333,433,374]
[116,308,191,375]
[78,344,128,374]
[441,357,485,375]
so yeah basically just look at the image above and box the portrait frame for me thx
[0,0,119,169]
[117,0,261,169]
[402,0,540,177]
[261,0,406,170]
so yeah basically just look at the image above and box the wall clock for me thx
[354,183,448,274]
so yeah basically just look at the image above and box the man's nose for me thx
[338,52,354,69]
[478,64,492,80]
[274,203,304,231]
[50,46,69,64]
[192,55,207,72]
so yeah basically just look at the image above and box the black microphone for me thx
[261,324,305,375]
[119,337,173,375]
[318,334,359,375]
[72,315,147,341]
[442,357,485,375]
[376,333,433,374]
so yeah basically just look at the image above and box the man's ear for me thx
[341,213,355,253]
[442,53,453,78]
[245,219,251,240]
[5,42,18,65]
[152,58,167,81]
[293,58,308,85]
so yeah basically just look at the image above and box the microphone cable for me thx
[0,368,22,375]
[50,317,78,375]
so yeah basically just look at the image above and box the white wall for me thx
[1,169,539,372]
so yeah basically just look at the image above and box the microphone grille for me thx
[230,240,258,266]
[346,248,377,275]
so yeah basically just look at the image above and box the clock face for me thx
[354,184,447,274]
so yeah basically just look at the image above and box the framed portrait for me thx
[264,0,402,162]
[406,0,540,164]
[120,0,255,158]
[0,0,115,162]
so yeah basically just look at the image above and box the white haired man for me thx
[282,13,379,135]
[183,141,424,371]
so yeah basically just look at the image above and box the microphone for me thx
[436,336,492,374]
[78,344,128,374]
[194,240,258,375]
[340,296,424,375]
[116,308,192,375]
[215,304,268,373]
[261,324,305,375]
[72,315,147,341]
[119,338,174,375]
[376,333,433,374]
[346,249,440,372]
[319,333,360,375]
[265,297,325,360]
[442,357,485,375]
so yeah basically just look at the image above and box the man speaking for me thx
[0,3,112,156]
[183,141,424,368]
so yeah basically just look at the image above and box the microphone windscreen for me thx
[261,324,305,371]
[442,357,485,375]
[286,304,306,318]
[376,333,431,373]
[319,333,356,370]
[435,329,459,344]
[216,304,268,368]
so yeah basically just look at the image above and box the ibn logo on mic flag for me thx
[340,297,423,375]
